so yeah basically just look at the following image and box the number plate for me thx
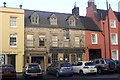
[4,72,11,74]
[64,69,71,71]
[90,70,95,72]
[31,74,37,76]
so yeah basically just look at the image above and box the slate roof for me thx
[95,9,120,21]
[25,9,101,31]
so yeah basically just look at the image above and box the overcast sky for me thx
[0,0,119,16]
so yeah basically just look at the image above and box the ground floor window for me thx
[112,50,118,60]
[71,54,76,64]
[77,54,82,61]
[64,54,69,62]
[52,53,58,62]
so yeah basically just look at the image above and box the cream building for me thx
[0,6,24,72]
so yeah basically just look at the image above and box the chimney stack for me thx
[3,2,6,7]
[118,1,120,12]
[88,0,95,7]
[72,3,79,18]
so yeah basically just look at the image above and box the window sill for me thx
[10,46,17,48]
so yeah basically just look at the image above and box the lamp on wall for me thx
[59,57,63,61]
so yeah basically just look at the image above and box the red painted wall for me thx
[86,6,119,60]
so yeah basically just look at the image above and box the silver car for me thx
[23,63,43,78]
[46,62,73,78]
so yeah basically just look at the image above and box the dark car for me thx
[114,60,120,73]
[46,62,73,78]
[92,58,116,74]
[0,64,16,80]
[23,63,43,78]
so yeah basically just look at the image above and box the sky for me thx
[0,0,120,16]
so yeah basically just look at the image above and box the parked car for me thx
[23,63,43,78]
[0,64,16,79]
[92,58,116,74]
[114,60,120,73]
[46,62,73,78]
[72,61,97,75]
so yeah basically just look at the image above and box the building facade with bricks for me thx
[24,7,101,71]
[86,0,120,60]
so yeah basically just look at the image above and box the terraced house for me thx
[0,5,24,72]
[24,6,101,72]
[86,0,120,60]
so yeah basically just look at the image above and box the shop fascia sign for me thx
[2,50,22,54]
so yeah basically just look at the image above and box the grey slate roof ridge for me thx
[25,9,101,32]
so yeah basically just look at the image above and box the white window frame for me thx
[111,50,118,60]
[27,34,34,47]
[68,16,76,26]
[52,36,58,47]
[111,33,118,45]
[10,17,17,27]
[50,14,57,25]
[75,37,80,47]
[10,34,17,47]
[64,36,69,47]
[91,33,98,44]
[110,19,116,28]
[39,35,45,47]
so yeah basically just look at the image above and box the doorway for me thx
[89,49,101,60]
[31,56,44,71]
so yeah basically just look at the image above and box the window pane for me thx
[39,35,45,46]
[52,36,58,47]
[27,35,33,46]
[112,50,118,60]
[10,34,17,47]
[111,33,118,44]
[75,37,80,47]
[110,20,116,28]
[91,33,97,44]
[10,17,17,27]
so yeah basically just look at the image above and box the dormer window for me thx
[68,16,76,26]
[30,12,39,24]
[49,14,57,25]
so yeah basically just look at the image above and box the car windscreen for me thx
[0,66,14,70]
[28,65,39,69]
[61,63,72,67]
[105,59,115,63]
[85,62,95,66]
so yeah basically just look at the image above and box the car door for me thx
[76,62,83,73]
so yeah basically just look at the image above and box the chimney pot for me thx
[3,2,6,7]
[19,5,22,9]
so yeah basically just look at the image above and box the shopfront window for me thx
[52,54,58,62]
[64,54,69,62]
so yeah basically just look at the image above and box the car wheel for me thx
[56,72,59,78]
[79,70,84,76]
[109,62,115,70]
[97,68,102,74]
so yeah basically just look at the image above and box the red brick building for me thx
[86,0,120,60]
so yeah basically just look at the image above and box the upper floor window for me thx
[111,33,118,45]
[10,17,17,27]
[31,12,39,24]
[39,35,45,47]
[75,37,80,47]
[68,16,76,26]
[112,50,118,60]
[27,34,34,47]
[64,36,69,47]
[52,36,58,47]
[49,14,57,25]
[10,34,17,47]
[110,20,116,28]
[91,33,98,44]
